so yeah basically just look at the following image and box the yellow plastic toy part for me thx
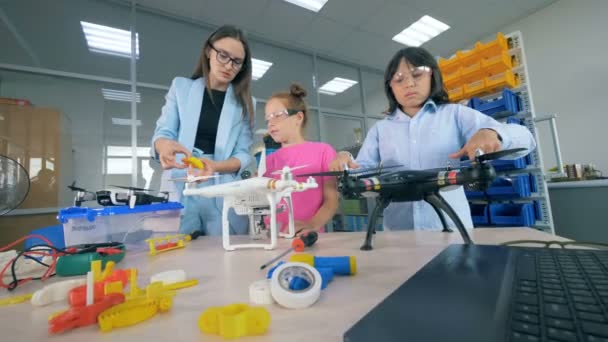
[0,293,33,307]
[145,234,189,256]
[183,156,204,169]
[289,253,314,266]
[198,303,271,339]
[98,296,173,332]
[164,279,199,291]
[104,281,123,295]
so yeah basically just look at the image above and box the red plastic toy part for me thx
[48,293,125,334]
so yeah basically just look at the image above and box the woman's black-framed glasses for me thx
[209,44,244,70]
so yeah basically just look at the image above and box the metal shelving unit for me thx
[466,31,555,234]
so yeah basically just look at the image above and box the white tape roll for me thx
[270,262,322,309]
[150,269,187,285]
[249,279,274,305]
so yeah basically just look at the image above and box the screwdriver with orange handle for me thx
[260,231,318,270]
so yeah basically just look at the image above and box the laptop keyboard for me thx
[510,248,608,342]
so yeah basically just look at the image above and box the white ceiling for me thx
[135,0,558,70]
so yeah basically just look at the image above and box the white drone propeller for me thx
[271,164,309,175]
[169,174,220,183]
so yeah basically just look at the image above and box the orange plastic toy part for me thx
[182,157,204,169]
[69,269,130,307]
[48,293,125,334]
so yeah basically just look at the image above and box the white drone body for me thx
[181,149,317,251]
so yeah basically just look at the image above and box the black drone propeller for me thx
[109,185,156,192]
[296,164,403,178]
[67,181,91,193]
[469,147,527,163]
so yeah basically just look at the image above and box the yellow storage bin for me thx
[443,67,463,88]
[464,79,486,98]
[482,51,514,75]
[485,70,518,90]
[438,56,460,74]
[456,48,480,67]
[448,86,464,102]
[461,61,483,82]
[477,32,509,59]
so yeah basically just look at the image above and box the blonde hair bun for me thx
[290,83,307,99]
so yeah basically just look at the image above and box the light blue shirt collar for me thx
[388,99,438,121]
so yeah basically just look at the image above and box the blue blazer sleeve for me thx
[151,77,181,160]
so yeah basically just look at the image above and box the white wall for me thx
[496,0,608,174]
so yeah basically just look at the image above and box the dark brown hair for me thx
[269,83,309,127]
[384,47,449,114]
[192,25,254,124]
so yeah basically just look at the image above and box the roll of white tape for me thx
[270,262,322,309]
[249,279,274,305]
[150,269,187,285]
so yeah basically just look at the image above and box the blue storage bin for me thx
[489,203,535,226]
[470,203,489,226]
[533,201,542,221]
[506,117,524,125]
[491,157,528,171]
[26,225,65,249]
[464,189,485,198]
[468,88,520,117]
[524,153,533,166]
[529,174,538,193]
[487,174,531,199]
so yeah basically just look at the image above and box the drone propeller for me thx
[67,181,89,193]
[169,174,220,183]
[271,164,309,175]
[109,185,158,192]
[296,164,403,178]
[473,148,528,163]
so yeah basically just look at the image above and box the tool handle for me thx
[301,231,318,247]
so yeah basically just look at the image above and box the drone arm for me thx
[424,192,472,245]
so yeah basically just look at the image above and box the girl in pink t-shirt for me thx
[263,83,338,236]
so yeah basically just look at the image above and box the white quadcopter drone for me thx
[180,149,317,251]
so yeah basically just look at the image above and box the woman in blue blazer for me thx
[152,25,254,236]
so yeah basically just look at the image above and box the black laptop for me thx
[344,244,608,342]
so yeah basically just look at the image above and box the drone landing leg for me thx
[424,192,473,245]
[361,197,390,251]
[428,200,453,233]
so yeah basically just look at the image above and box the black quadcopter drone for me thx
[68,182,169,208]
[297,148,527,251]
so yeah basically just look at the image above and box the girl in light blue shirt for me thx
[330,47,536,230]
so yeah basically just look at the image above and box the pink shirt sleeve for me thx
[321,144,337,182]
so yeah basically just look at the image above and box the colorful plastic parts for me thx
[198,303,270,339]
[0,292,33,307]
[182,157,204,169]
[98,296,173,332]
[145,234,189,256]
[48,293,125,334]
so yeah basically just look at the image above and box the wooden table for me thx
[0,228,563,341]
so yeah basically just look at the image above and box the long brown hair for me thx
[192,25,254,125]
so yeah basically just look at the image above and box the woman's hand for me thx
[189,157,216,183]
[449,129,502,161]
[155,138,191,170]
[329,151,359,172]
